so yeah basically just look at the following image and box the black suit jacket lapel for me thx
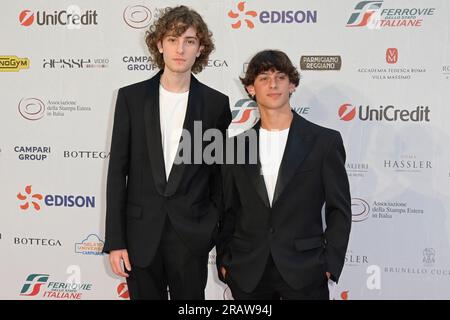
[144,70,167,196]
[244,121,271,208]
[272,112,314,206]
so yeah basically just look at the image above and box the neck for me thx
[160,68,191,93]
[259,106,293,131]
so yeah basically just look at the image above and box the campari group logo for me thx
[17,185,96,212]
[228,1,317,29]
[346,0,436,29]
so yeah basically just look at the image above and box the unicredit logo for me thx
[339,103,430,122]
[19,8,98,27]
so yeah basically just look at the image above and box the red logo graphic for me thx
[19,10,34,26]
[386,48,398,64]
[17,185,43,211]
[117,282,129,299]
[341,290,349,300]
[338,104,356,121]
[228,2,257,29]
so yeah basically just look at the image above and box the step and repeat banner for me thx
[1,0,450,300]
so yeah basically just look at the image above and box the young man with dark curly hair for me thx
[216,50,351,299]
[103,6,231,300]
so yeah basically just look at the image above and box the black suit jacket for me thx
[216,112,351,293]
[103,70,231,267]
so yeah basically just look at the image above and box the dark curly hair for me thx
[240,50,300,99]
[145,6,214,74]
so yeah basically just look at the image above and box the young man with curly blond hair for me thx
[103,6,231,300]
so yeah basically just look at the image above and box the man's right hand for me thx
[109,249,132,278]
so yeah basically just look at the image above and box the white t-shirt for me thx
[259,127,290,207]
[159,84,189,181]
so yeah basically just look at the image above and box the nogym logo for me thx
[338,103,430,122]
[228,1,317,29]
[17,185,96,212]
[19,6,98,28]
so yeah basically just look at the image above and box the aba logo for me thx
[338,103,356,121]
[19,274,49,296]
[346,1,383,27]
[17,185,43,211]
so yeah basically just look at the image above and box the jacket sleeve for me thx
[103,88,130,253]
[322,132,352,283]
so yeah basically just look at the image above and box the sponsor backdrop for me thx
[1,0,449,300]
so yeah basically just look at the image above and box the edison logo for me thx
[228,1,257,29]
[338,104,357,121]
[17,185,43,211]
[386,48,398,64]
[0,56,30,72]
[20,274,49,296]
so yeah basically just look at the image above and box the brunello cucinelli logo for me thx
[19,7,98,28]
[13,237,62,247]
[42,58,109,69]
[18,97,92,121]
[0,56,30,72]
[345,0,436,29]
[14,146,51,161]
[63,150,109,160]
[357,48,426,81]
[383,154,432,173]
[123,5,168,29]
[384,249,450,277]
[300,56,342,71]
[338,103,430,123]
[346,162,369,178]
[122,56,158,71]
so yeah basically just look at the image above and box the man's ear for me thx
[157,41,163,54]
[288,82,296,94]
[246,85,255,98]
[196,45,204,58]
